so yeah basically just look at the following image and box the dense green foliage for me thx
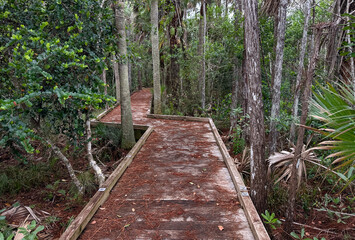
[0,0,115,152]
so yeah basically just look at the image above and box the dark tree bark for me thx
[243,0,267,214]
[285,25,323,233]
[167,0,182,101]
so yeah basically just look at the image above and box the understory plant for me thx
[261,210,282,230]
[310,82,355,188]
[267,141,320,187]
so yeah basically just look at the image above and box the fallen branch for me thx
[315,208,355,217]
[280,219,338,234]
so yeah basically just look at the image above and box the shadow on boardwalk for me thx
[78,89,262,239]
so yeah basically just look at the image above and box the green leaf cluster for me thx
[0,0,117,152]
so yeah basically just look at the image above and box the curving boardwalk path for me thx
[78,89,266,240]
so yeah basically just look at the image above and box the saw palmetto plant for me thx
[309,82,355,185]
[267,142,320,188]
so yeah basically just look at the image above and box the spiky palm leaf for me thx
[268,145,320,187]
[310,82,355,172]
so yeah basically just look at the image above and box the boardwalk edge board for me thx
[59,125,154,240]
[147,113,210,122]
[208,118,270,240]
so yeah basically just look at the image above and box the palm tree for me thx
[310,82,355,183]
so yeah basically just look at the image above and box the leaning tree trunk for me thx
[151,0,162,114]
[269,0,288,154]
[46,140,84,195]
[198,0,207,109]
[243,0,267,214]
[86,120,105,186]
[115,1,136,149]
[285,25,323,233]
[290,0,311,144]
[112,53,120,103]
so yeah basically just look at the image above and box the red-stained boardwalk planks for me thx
[74,89,269,240]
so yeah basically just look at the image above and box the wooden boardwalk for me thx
[61,89,269,240]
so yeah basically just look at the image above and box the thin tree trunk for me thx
[241,49,249,143]
[183,7,188,49]
[290,0,311,144]
[285,25,322,233]
[269,0,288,154]
[128,60,132,91]
[102,69,108,109]
[151,0,162,114]
[86,120,105,186]
[230,0,242,134]
[243,0,267,214]
[345,0,355,98]
[137,65,142,90]
[115,1,136,149]
[112,53,120,103]
[198,0,207,109]
[167,0,182,102]
[47,139,84,195]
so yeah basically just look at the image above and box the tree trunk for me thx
[114,1,136,149]
[86,120,105,186]
[47,139,84,195]
[151,0,162,114]
[112,53,120,103]
[198,0,207,109]
[230,0,242,134]
[269,0,288,154]
[243,0,267,214]
[167,0,182,102]
[137,65,142,90]
[290,0,311,144]
[225,0,228,18]
[102,68,108,109]
[241,49,249,143]
[285,25,323,233]
[345,0,355,97]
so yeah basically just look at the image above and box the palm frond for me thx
[268,145,320,188]
[310,82,355,169]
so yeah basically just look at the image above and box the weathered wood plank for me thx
[59,126,154,240]
[147,114,209,122]
[208,118,270,240]
[95,103,120,121]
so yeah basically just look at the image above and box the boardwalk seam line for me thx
[208,118,270,240]
[59,125,154,240]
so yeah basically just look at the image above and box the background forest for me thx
[0,0,354,239]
